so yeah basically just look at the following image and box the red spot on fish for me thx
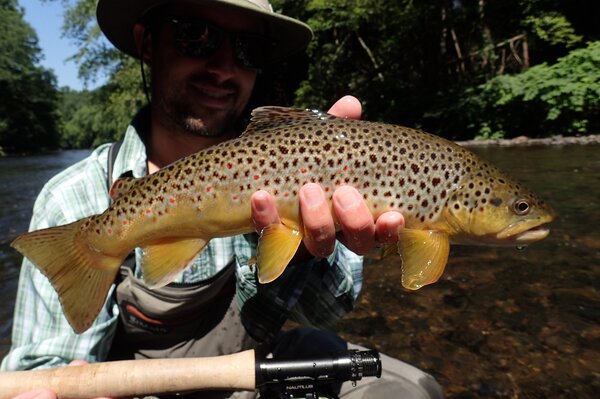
[284,192,290,198]
[343,165,349,172]
[232,195,239,201]
[122,220,128,225]
[254,174,260,181]
[146,209,151,214]
[227,162,233,169]
[107,228,113,235]
[325,187,330,192]
[300,168,308,174]
[206,186,212,192]
[169,197,176,204]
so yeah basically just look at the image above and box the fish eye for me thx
[513,199,530,215]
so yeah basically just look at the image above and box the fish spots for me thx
[490,198,503,207]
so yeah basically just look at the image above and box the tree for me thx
[441,41,600,139]
[44,0,600,146]
[0,0,61,152]
[45,0,146,146]
[272,0,598,136]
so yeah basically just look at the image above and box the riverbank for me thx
[456,134,600,147]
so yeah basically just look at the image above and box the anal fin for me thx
[256,219,303,284]
[142,238,208,288]
[397,228,450,290]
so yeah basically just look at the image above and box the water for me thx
[337,144,600,398]
[0,146,598,397]
[0,150,91,351]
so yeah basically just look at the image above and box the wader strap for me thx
[106,138,135,276]
[106,139,123,196]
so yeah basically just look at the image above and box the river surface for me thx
[0,146,598,398]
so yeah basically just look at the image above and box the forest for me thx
[1,0,599,153]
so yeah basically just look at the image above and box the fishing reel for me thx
[256,349,382,399]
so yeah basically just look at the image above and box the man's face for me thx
[149,4,263,137]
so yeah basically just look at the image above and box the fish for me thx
[12,106,555,333]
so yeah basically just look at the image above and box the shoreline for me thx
[456,134,600,147]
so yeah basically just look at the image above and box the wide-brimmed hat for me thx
[96,0,313,62]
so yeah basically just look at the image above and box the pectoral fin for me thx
[397,229,450,290]
[256,219,303,284]
[142,238,208,288]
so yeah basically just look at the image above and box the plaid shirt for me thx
[1,111,363,371]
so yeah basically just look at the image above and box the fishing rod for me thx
[0,349,381,399]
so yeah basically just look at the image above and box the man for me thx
[3,1,443,398]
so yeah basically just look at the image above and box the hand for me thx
[251,95,405,258]
[10,361,115,399]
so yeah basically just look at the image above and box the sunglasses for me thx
[169,18,270,70]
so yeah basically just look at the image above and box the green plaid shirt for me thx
[1,112,363,371]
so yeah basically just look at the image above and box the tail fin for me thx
[11,220,122,333]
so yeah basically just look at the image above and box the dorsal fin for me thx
[109,171,138,201]
[243,106,338,136]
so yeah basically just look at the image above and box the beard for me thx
[156,74,245,137]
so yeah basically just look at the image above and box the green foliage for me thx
[47,0,146,148]
[526,12,583,48]
[0,0,61,152]
[2,0,597,153]
[443,41,600,138]
[280,0,446,124]
[59,57,147,148]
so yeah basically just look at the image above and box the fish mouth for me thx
[509,225,551,243]
[497,220,552,243]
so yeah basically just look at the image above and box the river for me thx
[0,145,598,398]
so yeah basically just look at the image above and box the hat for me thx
[96,0,313,62]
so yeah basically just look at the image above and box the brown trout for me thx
[12,107,555,333]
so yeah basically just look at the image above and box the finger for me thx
[251,190,280,233]
[299,183,336,257]
[68,359,88,366]
[12,389,56,399]
[332,186,375,254]
[374,211,405,244]
[327,95,362,120]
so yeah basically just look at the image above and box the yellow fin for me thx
[11,219,122,333]
[256,220,303,284]
[397,228,450,290]
[109,172,138,201]
[141,238,208,288]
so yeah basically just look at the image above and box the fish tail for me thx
[11,219,122,333]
